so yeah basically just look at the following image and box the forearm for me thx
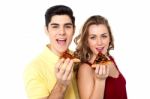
[90,80,106,99]
[47,81,68,99]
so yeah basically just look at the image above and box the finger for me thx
[61,58,70,69]
[72,58,80,63]
[102,65,109,77]
[105,64,109,76]
[67,69,73,81]
[66,62,73,81]
[60,58,70,74]
[102,65,106,75]
[66,59,74,73]
[62,59,73,80]
[99,64,103,75]
[95,64,100,74]
[106,65,109,76]
[55,58,65,72]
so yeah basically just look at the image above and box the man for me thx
[24,5,79,99]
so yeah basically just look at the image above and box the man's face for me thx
[46,15,75,56]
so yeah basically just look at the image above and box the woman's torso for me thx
[104,56,127,99]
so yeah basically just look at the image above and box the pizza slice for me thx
[92,52,111,68]
[60,51,80,63]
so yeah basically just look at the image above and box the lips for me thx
[96,47,104,52]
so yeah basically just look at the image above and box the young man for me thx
[24,5,79,99]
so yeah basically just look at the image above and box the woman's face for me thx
[88,24,110,56]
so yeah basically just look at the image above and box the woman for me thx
[74,15,127,99]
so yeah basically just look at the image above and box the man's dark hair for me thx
[45,5,75,27]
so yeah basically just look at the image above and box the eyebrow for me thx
[89,34,96,36]
[102,33,108,35]
[50,23,73,26]
[65,23,73,26]
[89,33,108,36]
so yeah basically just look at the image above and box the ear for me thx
[44,26,49,35]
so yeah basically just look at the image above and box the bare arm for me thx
[108,62,119,78]
[77,63,109,99]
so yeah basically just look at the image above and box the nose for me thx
[97,38,102,45]
[58,27,65,35]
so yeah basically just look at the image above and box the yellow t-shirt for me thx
[24,46,79,99]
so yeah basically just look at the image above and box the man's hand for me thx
[44,58,74,99]
[55,58,74,86]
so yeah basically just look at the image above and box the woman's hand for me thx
[92,64,109,80]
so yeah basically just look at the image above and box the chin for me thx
[58,48,68,53]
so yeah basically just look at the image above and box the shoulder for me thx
[24,55,44,76]
[77,63,94,88]
[79,63,92,71]
[25,58,40,71]
[78,63,93,78]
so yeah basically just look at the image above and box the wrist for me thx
[95,79,106,86]
[95,76,106,82]
[55,81,68,92]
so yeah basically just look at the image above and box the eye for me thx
[52,25,59,28]
[90,36,96,40]
[101,34,108,38]
[102,35,107,38]
[65,25,72,28]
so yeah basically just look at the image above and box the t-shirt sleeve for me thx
[24,64,49,99]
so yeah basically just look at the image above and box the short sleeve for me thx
[24,65,49,99]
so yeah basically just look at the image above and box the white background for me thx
[0,0,150,99]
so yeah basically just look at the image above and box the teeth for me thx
[57,37,66,40]
[96,48,103,52]
[58,39,65,40]
[97,48,103,50]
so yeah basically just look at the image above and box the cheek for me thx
[69,33,73,38]
[49,34,54,39]
[87,39,92,47]
[106,40,110,46]
[67,34,73,42]
[88,39,95,45]
[48,33,56,42]
[88,41,95,50]
[104,38,110,45]
[103,40,110,49]
[105,42,110,50]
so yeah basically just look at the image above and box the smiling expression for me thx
[46,15,75,56]
[88,24,110,57]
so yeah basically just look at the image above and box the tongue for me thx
[57,40,66,45]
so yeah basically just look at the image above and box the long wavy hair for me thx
[74,15,114,63]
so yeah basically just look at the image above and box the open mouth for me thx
[96,47,104,52]
[56,39,67,45]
